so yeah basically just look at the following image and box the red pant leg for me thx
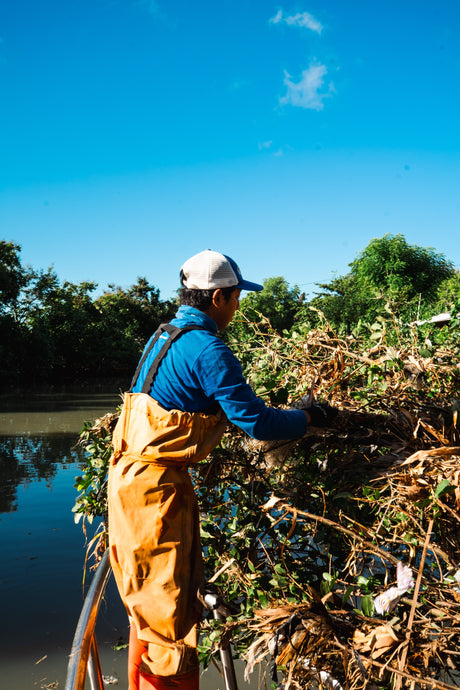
[128,624,148,690]
[139,668,199,690]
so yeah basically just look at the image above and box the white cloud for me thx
[280,62,333,110]
[285,12,323,33]
[258,140,273,150]
[269,9,323,34]
[269,9,283,25]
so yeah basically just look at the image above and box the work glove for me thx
[305,401,338,427]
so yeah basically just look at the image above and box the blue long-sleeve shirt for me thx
[132,305,307,441]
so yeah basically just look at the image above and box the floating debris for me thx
[373,561,415,615]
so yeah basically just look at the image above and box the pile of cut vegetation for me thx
[193,312,460,689]
[75,310,460,689]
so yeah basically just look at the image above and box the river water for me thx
[0,386,256,690]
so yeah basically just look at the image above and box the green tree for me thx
[0,240,28,311]
[233,276,303,335]
[350,234,454,304]
[0,241,31,380]
[434,270,460,313]
[308,273,368,335]
[311,234,455,332]
[24,269,102,376]
[94,278,176,374]
[0,252,178,383]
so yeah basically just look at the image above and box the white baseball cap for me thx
[180,250,263,292]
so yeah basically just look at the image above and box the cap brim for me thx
[235,279,263,292]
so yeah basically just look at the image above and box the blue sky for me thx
[1,0,459,300]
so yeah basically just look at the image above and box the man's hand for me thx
[304,401,338,427]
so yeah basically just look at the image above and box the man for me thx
[108,250,335,690]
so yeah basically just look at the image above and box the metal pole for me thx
[87,636,105,690]
[212,609,239,690]
[65,550,112,690]
[203,591,239,690]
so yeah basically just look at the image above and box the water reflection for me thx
[0,385,124,515]
[0,434,82,513]
[0,388,125,435]
[0,387,128,689]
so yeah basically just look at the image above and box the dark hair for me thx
[179,286,236,310]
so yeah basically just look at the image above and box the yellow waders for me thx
[108,392,226,685]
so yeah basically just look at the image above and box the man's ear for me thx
[211,288,223,307]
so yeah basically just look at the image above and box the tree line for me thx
[1,234,459,386]
[0,241,176,384]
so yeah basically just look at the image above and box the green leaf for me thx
[361,595,374,617]
[434,479,454,498]
[257,590,268,607]
[320,580,332,596]
[342,586,353,604]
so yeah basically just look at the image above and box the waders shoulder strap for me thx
[129,323,205,394]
